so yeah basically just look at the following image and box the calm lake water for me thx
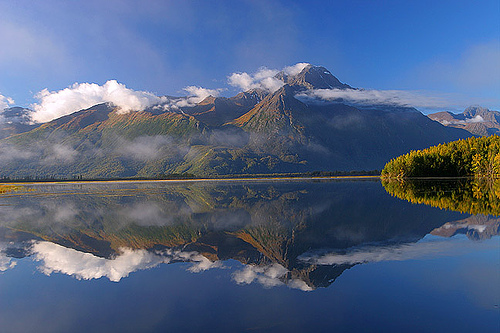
[0,179,498,332]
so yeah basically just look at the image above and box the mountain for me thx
[182,89,268,126]
[0,107,39,139]
[428,106,500,136]
[0,65,473,178]
[276,65,352,90]
[431,215,500,240]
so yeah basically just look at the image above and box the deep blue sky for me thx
[0,0,499,111]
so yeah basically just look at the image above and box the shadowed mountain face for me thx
[428,106,500,136]
[0,180,482,289]
[0,65,472,178]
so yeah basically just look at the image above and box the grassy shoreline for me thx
[0,174,381,185]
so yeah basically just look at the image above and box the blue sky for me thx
[0,0,499,114]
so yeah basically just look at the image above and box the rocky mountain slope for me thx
[428,106,500,136]
[0,65,472,178]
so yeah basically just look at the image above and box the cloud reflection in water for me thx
[298,235,498,266]
[30,241,222,282]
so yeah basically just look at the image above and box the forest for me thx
[381,135,500,178]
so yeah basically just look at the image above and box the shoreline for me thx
[0,175,381,186]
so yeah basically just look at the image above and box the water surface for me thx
[0,179,498,332]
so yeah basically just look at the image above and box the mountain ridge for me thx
[428,106,500,136]
[0,64,473,178]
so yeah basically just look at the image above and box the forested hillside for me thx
[381,135,500,178]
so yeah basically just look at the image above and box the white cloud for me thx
[232,263,312,291]
[298,235,498,266]
[440,115,485,126]
[228,62,310,93]
[43,144,78,164]
[0,93,14,111]
[0,254,16,272]
[283,62,310,76]
[32,242,168,282]
[30,80,169,123]
[465,115,485,123]
[296,88,456,109]
[172,251,223,273]
[0,243,17,272]
[118,135,176,161]
[0,141,81,165]
[175,86,222,107]
[0,142,37,162]
[29,79,226,123]
[228,69,282,93]
[30,241,222,282]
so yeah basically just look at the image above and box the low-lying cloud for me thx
[0,242,17,272]
[176,86,222,107]
[0,93,14,111]
[30,80,225,123]
[440,115,485,125]
[0,141,79,166]
[31,80,168,123]
[232,263,312,291]
[32,242,167,282]
[31,241,222,282]
[228,62,310,93]
[117,135,188,161]
[298,235,498,266]
[296,88,456,110]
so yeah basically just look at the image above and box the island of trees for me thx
[381,135,500,216]
[381,135,500,179]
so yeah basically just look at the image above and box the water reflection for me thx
[0,180,497,290]
[382,178,500,216]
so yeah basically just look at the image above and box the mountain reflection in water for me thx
[0,179,498,290]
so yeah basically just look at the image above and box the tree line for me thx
[381,135,500,178]
[382,178,500,216]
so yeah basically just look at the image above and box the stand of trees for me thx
[381,136,500,178]
[382,178,500,216]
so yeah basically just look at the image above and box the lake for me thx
[0,179,498,332]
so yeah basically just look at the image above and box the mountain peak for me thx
[464,105,490,117]
[276,64,351,90]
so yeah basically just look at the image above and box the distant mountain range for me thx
[0,65,473,178]
[428,106,500,136]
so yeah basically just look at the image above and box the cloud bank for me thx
[296,88,456,110]
[439,115,485,126]
[30,81,224,123]
[30,80,169,123]
[298,235,497,266]
[228,62,310,93]
[31,241,222,282]
[32,242,167,282]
